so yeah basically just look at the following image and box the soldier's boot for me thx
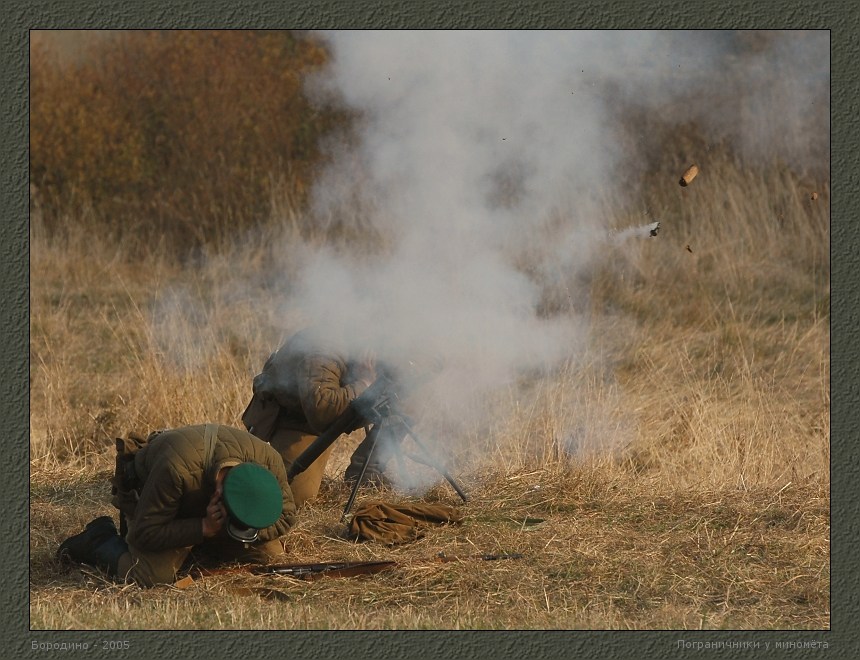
[57,516,129,577]
[344,432,399,488]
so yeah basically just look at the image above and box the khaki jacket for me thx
[127,424,297,552]
[242,329,372,439]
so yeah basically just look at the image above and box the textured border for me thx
[7,2,855,658]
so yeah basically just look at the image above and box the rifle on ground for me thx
[197,560,396,580]
[286,370,468,518]
[435,552,524,562]
[173,553,523,588]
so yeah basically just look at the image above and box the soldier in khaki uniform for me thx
[57,424,297,587]
[242,328,403,507]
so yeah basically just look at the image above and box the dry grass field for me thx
[29,154,829,630]
[28,30,829,632]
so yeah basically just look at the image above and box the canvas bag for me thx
[347,500,464,545]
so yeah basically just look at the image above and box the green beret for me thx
[222,462,283,530]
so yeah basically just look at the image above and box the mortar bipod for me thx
[341,415,468,520]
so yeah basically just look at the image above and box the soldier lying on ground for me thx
[57,424,297,587]
[242,327,405,507]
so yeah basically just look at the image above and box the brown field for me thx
[29,30,829,631]
[29,159,829,630]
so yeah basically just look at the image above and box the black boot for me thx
[57,516,129,576]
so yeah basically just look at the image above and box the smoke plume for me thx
[277,31,828,421]
[146,31,828,472]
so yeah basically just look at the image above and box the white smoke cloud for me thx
[141,30,827,475]
[269,31,828,465]
[148,286,214,374]
[298,32,621,369]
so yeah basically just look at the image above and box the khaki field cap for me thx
[222,463,283,543]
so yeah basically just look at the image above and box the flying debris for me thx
[679,164,699,187]
[611,221,661,244]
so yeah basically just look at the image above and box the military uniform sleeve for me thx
[297,352,367,433]
[256,447,298,542]
[126,459,205,552]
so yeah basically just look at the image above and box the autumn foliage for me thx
[30,31,349,250]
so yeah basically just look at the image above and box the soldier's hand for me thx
[348,350,377,390]
[202,491,227,538]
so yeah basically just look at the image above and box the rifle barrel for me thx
[286,375,394,481]
[286,407,364,480]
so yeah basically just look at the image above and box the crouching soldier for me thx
[57,424,297,587]
[242,327,405,507]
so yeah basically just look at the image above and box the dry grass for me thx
[30,466,828,630]
[29,151,829,629]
